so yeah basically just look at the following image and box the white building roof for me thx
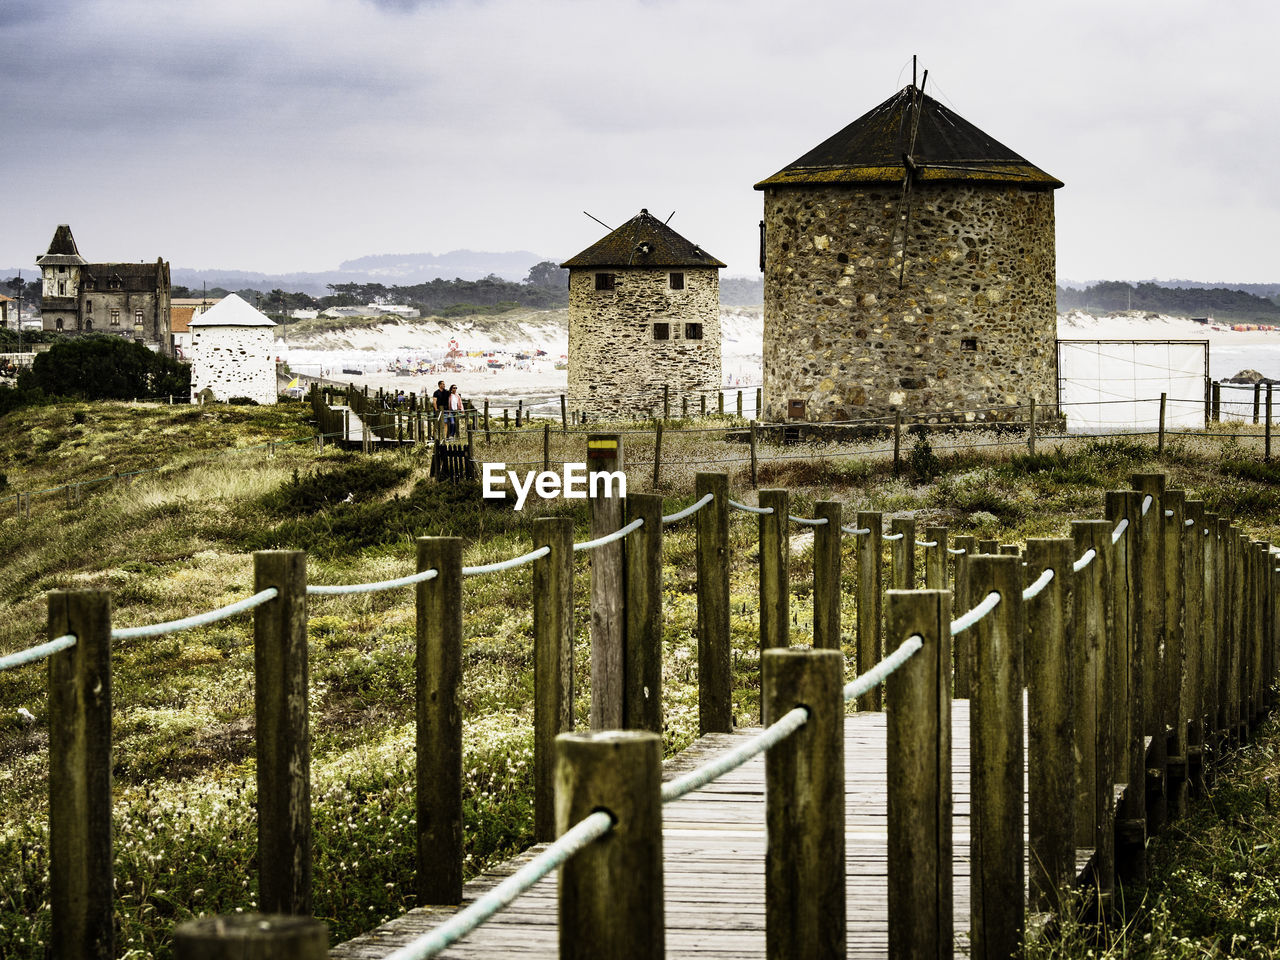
[188,293,277,328]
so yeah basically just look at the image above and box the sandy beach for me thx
[279,307,1280,418]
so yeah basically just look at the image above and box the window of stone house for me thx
[110,309,121,326]
[669,272,685,290]
[85,318,92,331]
[653,323,670,340]
[58,266,66,273]
[685,323,703,340]
[86,300,93,314]
[961,338,978,351]
[55,318,63,330]
[57,281,66,296]
[594,273,615,292]
[135,310,144,327]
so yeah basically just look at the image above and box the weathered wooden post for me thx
[556,732,663,960]
[700,393,707,417]
[968,554,1025,960]
[1163,490,1188,819]
[951,534,977,698]
[893,411,903,477]
[736,389,743,418]
[561,393,568,432]
[625,494,664,733]
[924,526,949,591]
[749,420,759,488]
[1183,500,1206,798]
[1254,381,1262,424]
[652,422,663,487]
[253,551,311,916]
[756,386,762,420]
[856,511,884,711]
[1201,511,1221,765]
[543,422,551,472]
[588,435,625,730]
[533,517,574,842]
[1071,523,1117,904]
[764,649,845,960]
[1106,489,1145,881]
[416,536,463,904]
[174,915,327,959]
[1212,381,1221,422]
[979,538,999,555]
[1267,385,1274,461]
[1025,538,1077,914]
[890,516,915,589]
[759,489,790,662]
[682,395,689,419]
[886,589,952,960]
[48,589,113,960]
[696,473,732,734]
[483,399,491,443]
[813,501,842,651]
[662,384,669,422]
[1218,518,1237,745]
[718,391,725,416]
[1158,392,1167,456]
[1132,472,1168,831]
[516,399,523,427]
[1028,397,1037,455]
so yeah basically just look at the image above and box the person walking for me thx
[432,379,450,441]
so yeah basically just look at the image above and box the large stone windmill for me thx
[755,72,1063,423]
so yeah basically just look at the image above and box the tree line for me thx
[1056,281,1280,323]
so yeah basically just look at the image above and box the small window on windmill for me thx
[594,273,615,292]
[653,323,670,341]
[788,399,806,419]
[669,272,685,290]
[961,338,978,351]
[684,322,703,340]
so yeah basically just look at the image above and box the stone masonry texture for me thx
[568,266,721,419]
[761,183,1056,422]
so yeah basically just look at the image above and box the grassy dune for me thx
[3,402,1280,957]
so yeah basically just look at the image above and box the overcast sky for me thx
[3,0,1275,283]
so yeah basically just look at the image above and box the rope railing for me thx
[661,493,715,525]
[307,569,438,596]
[111,588,279,641]
[462,547,550,576]
[1022,568,1055,600]
[1111,518,1130,544]
[1142,494,1154,516]
[842,525,872,536]
[843,635,924,702]
[662,706,809,804]
[728,499,774,515]
[950,591,1001,637]
[572,517,645,552]
[385,809,615,960]
[883,532,905,541]
[1072,549,1097,574]
[0,633,77,672]
[947,547,967,555]
[916,539,938,548]
[788,515,829,526]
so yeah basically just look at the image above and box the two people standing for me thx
[432,379,464,439]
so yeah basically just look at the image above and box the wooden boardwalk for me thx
[331,703,982,959]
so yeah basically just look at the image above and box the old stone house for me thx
[36,224,173,355]
[188,293,277,404]
[755,82,1063,422]
[561,209,725,419]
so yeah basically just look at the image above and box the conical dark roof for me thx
[36,224,86,266]
[561,209,726,269]
[755,85,1062,190]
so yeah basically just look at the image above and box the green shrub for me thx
[263,458,413,515]
[19,336,189,400]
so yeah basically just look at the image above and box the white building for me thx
[188,293,277,404]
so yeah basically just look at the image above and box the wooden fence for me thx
[4,453,1277,957]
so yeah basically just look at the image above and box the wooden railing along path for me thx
[1,435,1275,958]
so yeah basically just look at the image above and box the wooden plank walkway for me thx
[330,703,982,959]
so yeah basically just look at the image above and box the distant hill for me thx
[1057,281,1280,323]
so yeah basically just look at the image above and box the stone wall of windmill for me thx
[760,184,1056,422]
